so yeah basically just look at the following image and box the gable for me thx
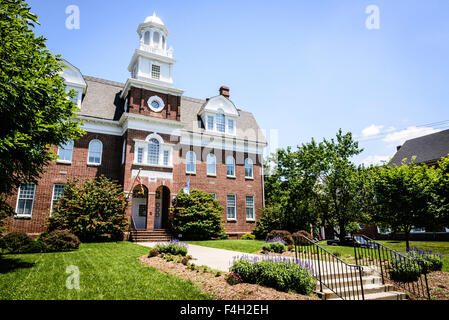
[60,60,87,93]
[199,95,239,117]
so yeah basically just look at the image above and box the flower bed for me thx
[153,240,188,256]
[230,255,316,295]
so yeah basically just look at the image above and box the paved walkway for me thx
[135,242,354,273]
[136,242,258,271]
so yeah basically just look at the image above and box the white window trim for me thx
[186,151,196,174]
[87,139,103,166]
[133,135,173,168]
[57,140,74,164]
[207,153,216,176]
[245,158,254,179]
[245,195,255,221]
[15,184,36,218]
[50,184,65,216]
[227,194,237,221]
[121,140,126,165]
[226,156,236,178]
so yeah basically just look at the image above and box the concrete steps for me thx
[316,267,407,300]
[129,229,172,242]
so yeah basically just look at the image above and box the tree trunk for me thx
[339,221,347,241]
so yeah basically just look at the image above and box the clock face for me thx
[151,101,160,109]
[148,96,164,112]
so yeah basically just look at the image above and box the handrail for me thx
[294,235,365,300]
[353,234,430,300]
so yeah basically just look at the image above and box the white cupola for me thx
[126,12,178,89]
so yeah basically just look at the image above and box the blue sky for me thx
[27,0,449,165]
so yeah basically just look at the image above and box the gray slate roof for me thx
[79,76,266,144]
[389,129,449,166]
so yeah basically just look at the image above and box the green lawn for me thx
[187,240,265,253]
[0,242,211,300]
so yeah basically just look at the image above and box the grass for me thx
[187,239,264,253]
[0,242,212,300]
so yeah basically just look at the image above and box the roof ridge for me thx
[83,75,125,88]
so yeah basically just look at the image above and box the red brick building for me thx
[6,13,267,239]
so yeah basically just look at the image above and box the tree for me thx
[48,176,128,242]
[430,156,449,230]
[0,0,84,217]
[169,189,227,240]
[371,160,436,250]
[258,129,368,240]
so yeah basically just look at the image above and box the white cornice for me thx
[120,78,184,99]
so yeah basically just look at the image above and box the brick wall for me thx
[128,87,181,121]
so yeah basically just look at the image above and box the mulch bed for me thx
[139,255,318,300]
[428,271,449,300]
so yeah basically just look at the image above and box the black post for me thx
[316,243,323,293]
[377,244,384,284]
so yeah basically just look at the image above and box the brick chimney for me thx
[219,86,230,99]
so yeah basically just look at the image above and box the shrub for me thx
[48,176,128,242]
[262,238,286,253]
[225,272,243,285]
[170,189,228,240]
[149,249,159,257]
[154,240,188,256]
[390,260,422,282]
[241,233,255,240]
[266,230,293,245]
[0,232,33,253]
[230,256,316,295]
[253,204,285,239]
[292,230,313,245]
[405,247,443,272]
[39,230,80,252]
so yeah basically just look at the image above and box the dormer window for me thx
[217,110,225,133]
[228,119,235,134]
[207,116,214,130]
[151,64,160,80]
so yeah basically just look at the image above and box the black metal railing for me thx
[294,235,366,300]
[353,234,430,300]
[128,217,138,241]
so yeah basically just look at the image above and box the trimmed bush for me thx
[292,230,314,245]
[390,260,422,282]
[262,238,286,253]
[241,233,255,240]
[154,240,188,256]
[266,230,293,245]
[0,232,33,253]
[405,247,443,272]
[48,176,128,242]
[169,189,227,240]
[230,256,316,295]
[39,230,80,252]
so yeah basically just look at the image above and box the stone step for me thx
[315,275,381,290]
[327,290,407,301]
[318,283,395,300]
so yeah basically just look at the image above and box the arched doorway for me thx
[131,184,148,230]
[154,185,170,229]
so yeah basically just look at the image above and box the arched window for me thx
[245,158,253,178]
[58,140,74,162]
[216,110,225,133]
[226,156,235,177]
[88,140,102,165]
[186,151,196,174]
[153,32,160,46]
[207,153,216,176]
[144,31,150,45]
[147,138,159,165]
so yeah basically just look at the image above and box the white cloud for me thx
[361,124,384,137]
[382,126,441,145]
[361,155,390,166]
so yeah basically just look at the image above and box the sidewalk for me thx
[136,242,260,272]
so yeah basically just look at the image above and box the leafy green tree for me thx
[0,0,84,221]
[371,160,436,250]
[169,189,227,240]
[48,176,128,242]
[430,156,449,230]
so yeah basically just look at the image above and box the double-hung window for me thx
[186,151,196,174]
[51,184,65,211]
[58,140,74,162]
[226,156,235,177]
[245,158,253,178]
[207,153,216,176]
[88,140,102,165]
[227,194,236,220]
[147,139,159,165]
[207,116,214,130]
[163,150,169,166]
[16,184,36,217]
[246,196,255,220]
[216,110,225,133]
[137,147,144,164]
